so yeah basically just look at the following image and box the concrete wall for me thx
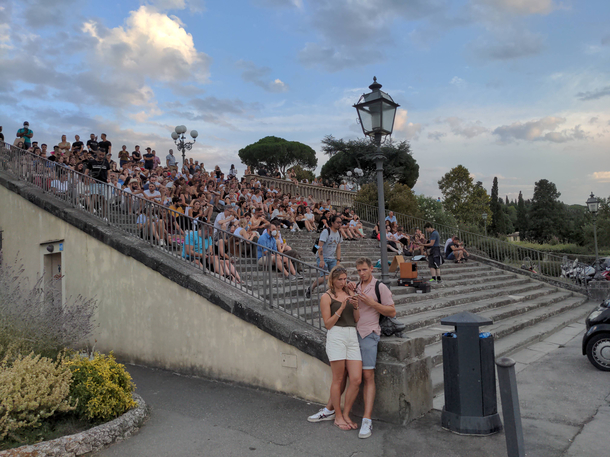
[0,184,332,403]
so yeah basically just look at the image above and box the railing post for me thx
[267,249,274,308]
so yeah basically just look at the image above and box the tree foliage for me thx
[238,136,317,176]
[438,165,491,226]
[528,179,563,243]
[320,136,419,188]
[355,182,418,217]
[516,191,528,236]
[288,164,316,183]
[490,177,507,235]
[416,195,458,228]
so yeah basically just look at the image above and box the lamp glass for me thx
[190,130,198,138]
[171,132,178,140]
[381,99,398,133]
[587,193,600,214]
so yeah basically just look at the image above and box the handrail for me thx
[244,174,356,208]
[0,142,328,330]
[353,200,589,291]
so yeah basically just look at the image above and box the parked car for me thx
[582,299,610,371]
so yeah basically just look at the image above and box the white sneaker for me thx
[359,419,372,438]
[307,408,335,423]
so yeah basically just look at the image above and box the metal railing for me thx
[353,201,589,292]
[0,142,328,330]
[244,174,355,208]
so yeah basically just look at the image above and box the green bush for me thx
[66,352,136,422]
[0,353,75,440]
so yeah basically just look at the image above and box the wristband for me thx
[335,312,341,318]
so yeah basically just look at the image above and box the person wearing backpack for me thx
[306,215,343,298]
[308,257,396,439]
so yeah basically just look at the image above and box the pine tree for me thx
[516,191,528,239]
[490,177,506,235]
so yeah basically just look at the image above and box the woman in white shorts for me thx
[319,266,362,430]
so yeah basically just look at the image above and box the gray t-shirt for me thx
[319,228,342,260]
[430,230,440,247]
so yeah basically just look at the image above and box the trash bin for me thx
[440,311,502,435]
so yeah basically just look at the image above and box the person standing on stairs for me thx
[423,222,443,282]
[306,215,343,298]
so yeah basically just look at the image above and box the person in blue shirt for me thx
[182,227,205,266]
[200,226,242,283]
[385,211,397,225]
[257,224,292,279]
[423,222,443,282]
[16,121,33,147]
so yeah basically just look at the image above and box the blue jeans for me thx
[317,257,337,276]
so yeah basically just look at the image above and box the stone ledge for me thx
[0,394,150,457]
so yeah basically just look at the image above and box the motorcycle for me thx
[582,299,610,371]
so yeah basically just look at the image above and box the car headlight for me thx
[588,310,603,321]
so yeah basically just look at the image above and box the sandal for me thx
[334,421,351,431]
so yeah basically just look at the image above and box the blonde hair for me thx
[327,266,349,296]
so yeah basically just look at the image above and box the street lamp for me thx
[586,192,601,279]
[482,212,488,237]
[345,168,363,191]
[171,125,198,170]
[354,77,400,285]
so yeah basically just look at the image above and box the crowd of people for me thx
[3,123,377,281]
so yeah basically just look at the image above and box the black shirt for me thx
[72,141,83,152]
[132,151,142,161]
[87,139,99,151]
[0,132,4,142]
[87,158,111,182]
[98,140,112,154]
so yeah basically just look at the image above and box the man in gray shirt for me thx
[306,215,343,298]
[166,149,177,169]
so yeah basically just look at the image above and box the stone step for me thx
[397,288,565,335]
[392,278,539,305]
[429,298,590,394]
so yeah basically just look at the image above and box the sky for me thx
[1,0,609,204]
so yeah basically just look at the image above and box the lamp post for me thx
[482,212,488,237]
[586,192,601,280]
[171,125,198,170]
[354,77,400,285]
[346,168,363,191]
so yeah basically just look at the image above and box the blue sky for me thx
[1,0,609,204]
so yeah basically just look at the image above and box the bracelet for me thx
[353,307,359,310]
[335,312,341,318]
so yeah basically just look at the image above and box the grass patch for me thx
[0,413,94,451]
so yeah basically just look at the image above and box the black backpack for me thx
[360,280,406,337]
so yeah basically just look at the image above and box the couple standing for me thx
[307,258,395,438]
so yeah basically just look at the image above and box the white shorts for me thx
[326,326,362,362]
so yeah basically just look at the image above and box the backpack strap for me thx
[375,280,382,305]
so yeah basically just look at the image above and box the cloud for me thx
[589,117,599,124]
[394,109,422,140]
[450,76,466,88]
[252,0,303,7]
[428,131,446,141]
[493,116,564,141]
[147,0,206,13]
[591,172,610,183]
[169,96,261,130]
[474,0,554,16]
[603,34,610,46]
[83,6,211,84]
[576,86,610,101]
[468,28,544,61]
[492,117,589,143]
[236,60,289,93]
[446,117,488,138]
[296,0,447,71]
[23,0,80,28]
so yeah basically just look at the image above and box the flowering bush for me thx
[66,352,136,422]
[0,352,75,440]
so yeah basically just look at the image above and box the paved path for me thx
[95,325,610,457]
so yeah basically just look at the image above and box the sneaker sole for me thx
[307,415,335,423]
[358,431,372,439]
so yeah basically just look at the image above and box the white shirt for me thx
[51,180,69,193]
[214,212,233,235]
[143,189,161,202]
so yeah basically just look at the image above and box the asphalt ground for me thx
[95,328,610,457]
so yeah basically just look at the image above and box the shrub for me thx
[0,352,75,440]
[66,352,136,422]
[356,182,418,216]
[0,258,97,362]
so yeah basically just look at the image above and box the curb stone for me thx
[0,394,150,457]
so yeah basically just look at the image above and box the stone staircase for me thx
[279,229,590,396]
